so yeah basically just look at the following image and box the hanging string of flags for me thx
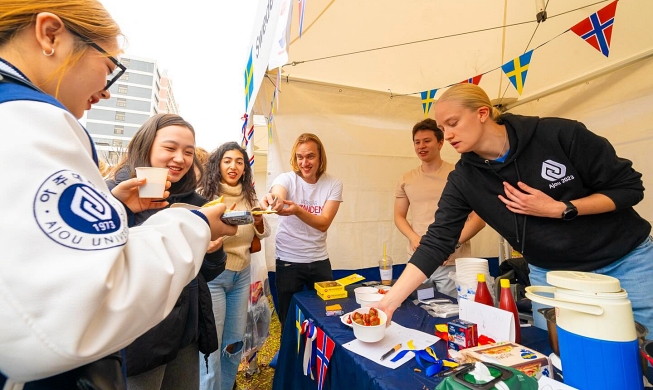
[296,309,336,390]
[298,0,307,38]
[417,0,619,115]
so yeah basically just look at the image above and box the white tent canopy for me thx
[254,0,653,272]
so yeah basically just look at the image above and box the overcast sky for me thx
[99,0,259,150]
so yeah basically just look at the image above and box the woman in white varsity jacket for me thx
[0,2,236,388]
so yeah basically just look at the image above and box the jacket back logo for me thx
[34,170,127,251]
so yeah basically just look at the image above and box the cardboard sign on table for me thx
[458,298,515,342]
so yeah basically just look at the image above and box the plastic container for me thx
[473,274,494,307]
[526,271,643,390]
[379,256,393,286]
[499,279,521,343]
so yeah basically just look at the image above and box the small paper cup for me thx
[358,293,383,308]
[135,167,168,198]
[354,287,378,304]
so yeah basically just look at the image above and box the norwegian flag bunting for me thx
[570,0,618,58]
[315,326,335,390]
[460,74,483,85]
[501,50,534,95]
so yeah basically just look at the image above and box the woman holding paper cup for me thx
[376,84,652,335]
[0,2,236,387]
[107,114,233,389]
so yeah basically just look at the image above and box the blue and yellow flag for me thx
[296,306,305,354]
[501,50,533,95]
[420,89,437,117]
[244,48,254,111]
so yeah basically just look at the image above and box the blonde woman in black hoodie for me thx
[377,83,652,335]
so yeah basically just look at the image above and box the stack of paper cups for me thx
[448,257,495,303]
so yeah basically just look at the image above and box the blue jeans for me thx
[530,235,653,335]
[200,266,251,390]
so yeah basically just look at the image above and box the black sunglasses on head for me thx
[68,29,126,91]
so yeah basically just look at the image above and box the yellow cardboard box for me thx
[314,273,365,295]
[317,289,348,301]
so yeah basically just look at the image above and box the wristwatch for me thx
[561,200,578,221]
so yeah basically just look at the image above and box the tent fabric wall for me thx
[253,0,653,273]
[257,79,499,272]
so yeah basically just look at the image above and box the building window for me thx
[115,112,125,121]
[117,85,128,94]
[112,139,123,148]
[116,98,127,108]
[120,72,129,81]
[114,126,124,134]
[122,58,131,68]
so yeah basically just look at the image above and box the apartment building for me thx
[82,56,178,165]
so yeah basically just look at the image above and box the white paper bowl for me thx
[351,307,387,343]
[354,287,378,304]
[376,286,391,294]
[358,293,384,307]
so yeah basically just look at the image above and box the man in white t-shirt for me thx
[261,133,343,329]
[394,118,485,297]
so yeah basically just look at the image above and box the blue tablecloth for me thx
[272,289,552,390]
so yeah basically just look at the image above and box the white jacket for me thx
[0,85,211,381]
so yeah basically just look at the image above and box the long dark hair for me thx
[110,114,198,195]
[198,142,257,207]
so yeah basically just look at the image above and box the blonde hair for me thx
[194,146,210,168]
[290,133,327,180]
[0,0,122,95]
[437,84,501,121]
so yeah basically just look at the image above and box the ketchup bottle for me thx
[499,279,521,343]
[474,274,494,307]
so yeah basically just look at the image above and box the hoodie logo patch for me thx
[541,160,566,181]
[34,170,128,251]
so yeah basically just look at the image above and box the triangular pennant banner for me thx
[315,326,335,390]
[460,74,483,85]
[420,89,437,117]
[295,306,305,354]
[570,0,618,57]
[501,50,534,95]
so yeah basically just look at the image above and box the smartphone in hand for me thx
[220,210,254,225]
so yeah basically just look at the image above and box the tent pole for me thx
[506,47,653,111]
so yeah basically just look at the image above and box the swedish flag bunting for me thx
[296,306,305,354]
[460,74,483,85]
[501,50,533,95]
[315,326,335,390]
[244,50,254,111]
[570,0,618,58]
[420,89,437,117]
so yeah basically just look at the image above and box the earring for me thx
[43,47,55,57]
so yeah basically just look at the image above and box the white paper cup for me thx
[358,293,383,308]
[351,307,387,343]
[135,167,168,198]
[354,287,378,304]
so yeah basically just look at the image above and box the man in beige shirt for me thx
[394,118,486,297]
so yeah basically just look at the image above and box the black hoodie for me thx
[410,113,650,276]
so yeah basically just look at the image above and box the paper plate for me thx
[340,311,354,328]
